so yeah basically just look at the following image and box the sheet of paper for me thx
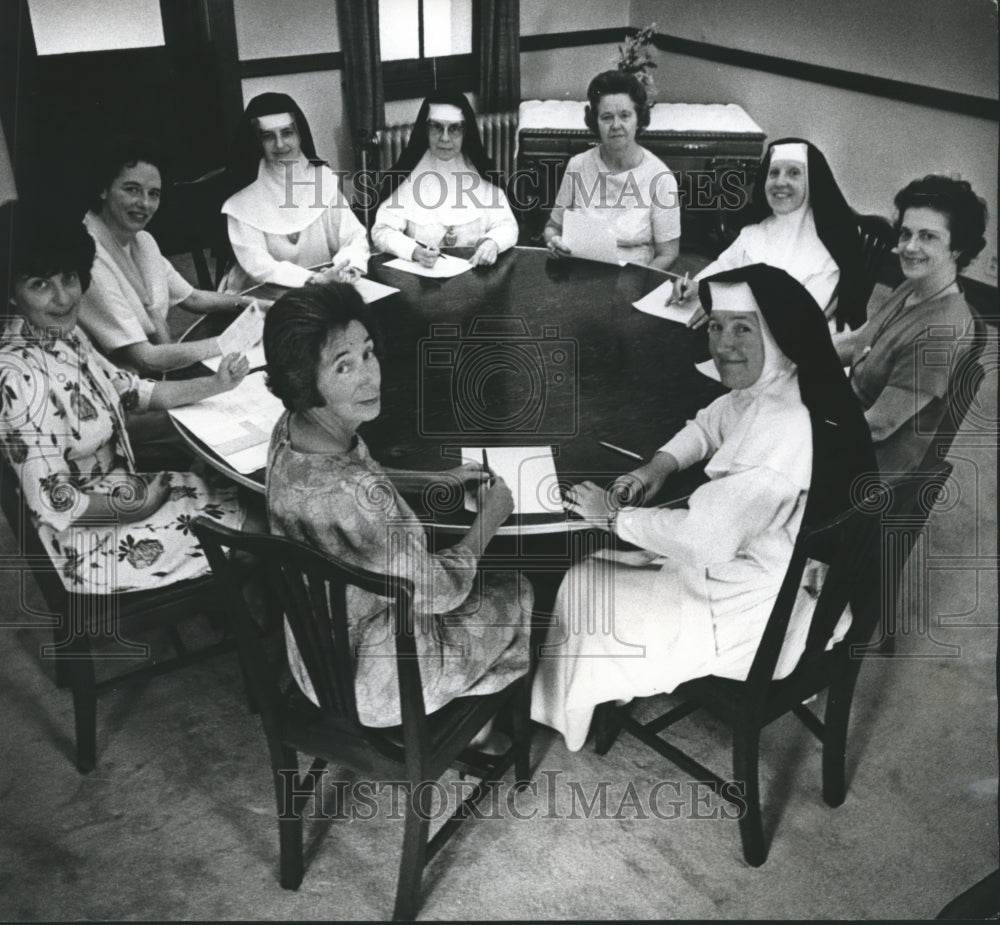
[354,277,400,303]
[383,254,474,279]
[461,446,563,516]
[202,341,266,373]
[632,278,699,325]
[562,210,621,265]
[217,302,264,356]
[167,371,284,474]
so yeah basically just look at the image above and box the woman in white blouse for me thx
[222,93,370,290]
[371,90,518,268]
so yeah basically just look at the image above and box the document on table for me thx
[695,359,721,382]
[461,446,563,515]
[354,277,399,303]
[168,371,284,474]
[383,253,473,278]
[562,210,622,265]
[632,278,699,325]
[202,302,266,372]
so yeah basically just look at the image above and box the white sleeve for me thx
[616,467,800,566]
[327,193,371,271]
[371,198,418,260]
[657,398,729,469]
[226,215,312,288]
[481,186,519,252]
[694,230,750,282]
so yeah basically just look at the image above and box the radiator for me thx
[377,111,518,182]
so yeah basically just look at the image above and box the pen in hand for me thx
[667,272,690,306]
[481,448,495,487]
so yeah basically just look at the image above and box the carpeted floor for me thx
[0,275,995,920]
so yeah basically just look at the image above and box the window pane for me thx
[423,0,473,57]
[379,0,420,61]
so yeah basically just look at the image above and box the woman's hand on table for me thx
[562,480,616,526]
[470,238,500,267]
[609,456,675,508]
[546,235,572,259]
[214,352,250,392]
[477,476,514,532]
[309,260,361,285]
[413,244,441,268]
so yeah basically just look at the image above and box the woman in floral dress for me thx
[0,212,253,594]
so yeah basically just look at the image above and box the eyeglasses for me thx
[427,120,465,139]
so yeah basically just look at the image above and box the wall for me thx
[628,0,999,285]
[233,1,352,174]
[519,0,628,100]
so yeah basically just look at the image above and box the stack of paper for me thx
[562,211,622,265]
[203,302,266,372]
[168,371,284,474]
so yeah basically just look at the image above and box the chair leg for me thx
[592,701,621,756]
[733,725,766,866]
[273,747,305,890]
[393,780,431,921]
[511,678,532,786]
[68,640,98,774]
[822,665,862,807]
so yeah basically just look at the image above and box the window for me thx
[379,0,476,101]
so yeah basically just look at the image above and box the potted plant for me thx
[617,23,658,98]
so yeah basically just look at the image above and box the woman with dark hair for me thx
[834,174,987,471]
[544,70,681,271]
[264,283,531,731]
[222,92,369,290]
[371,90,518,268]
[0,209,255,594]
[532,265,875,750]
[677,138,865,330]
[78,137,258,376]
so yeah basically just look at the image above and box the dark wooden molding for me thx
[239,52,344,79]
[649,32,998,122]
[520,27,634,54]
[519,26,997,121]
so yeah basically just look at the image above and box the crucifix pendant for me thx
[287,232,300,245]
[443,226,457,247]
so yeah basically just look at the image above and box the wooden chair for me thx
[191,517,532,922]
[855,212,901,309]
[147,166,234,290]
[0,453,233,772]
[591,486,889,866]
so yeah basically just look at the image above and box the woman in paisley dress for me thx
[263,283,531,731]
[0,212,253,594]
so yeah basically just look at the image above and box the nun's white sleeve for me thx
[327,194,371,272]
[226,215,313,288]
[657,397,730,469]
[615,466,801,566]
[480,185,519,253]
[371,197,419,260]
[692,229,751,283]
[800,266,839,313]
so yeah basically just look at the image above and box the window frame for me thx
[380,0,478,102]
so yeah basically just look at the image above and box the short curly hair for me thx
[263,283,377,412]
[893,174,988,270]
[583,70,652,136]
[88,135,167,214]
[9,206,96,296]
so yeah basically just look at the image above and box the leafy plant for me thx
[618,23,658,94]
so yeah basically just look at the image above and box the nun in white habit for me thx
[371,91,518,268]
[221,93,370,292]
[679,139,865,331]
[532,265,875,751]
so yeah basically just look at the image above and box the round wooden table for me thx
[176,247,725,536]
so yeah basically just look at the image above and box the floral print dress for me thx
[266,413,531,728]
[0,317,245,594]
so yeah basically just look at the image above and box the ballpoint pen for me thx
[667,272,690,306]
[598,440,643,461]
[481,448,495,487]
